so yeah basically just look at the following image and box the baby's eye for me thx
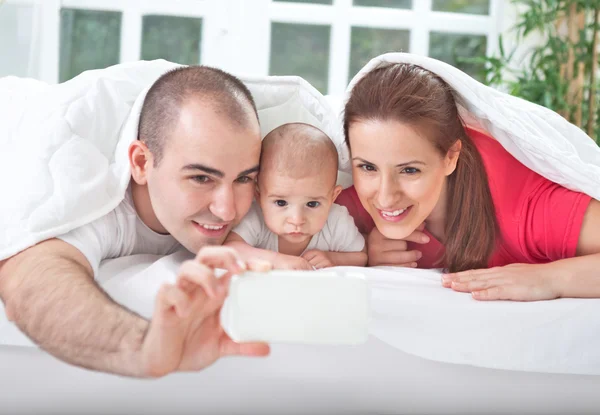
[275,200,287,207]
[307,201,320,208]
[402,167,420,175]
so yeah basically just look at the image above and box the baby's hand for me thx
[274,254,313,271]
[301,250,334,270]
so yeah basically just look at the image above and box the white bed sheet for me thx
[2,252,600,377]
[1,254,600,414]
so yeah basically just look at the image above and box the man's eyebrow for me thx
[181,164,224,178]
[238,165,259,176]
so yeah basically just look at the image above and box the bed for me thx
[1,253,599,414]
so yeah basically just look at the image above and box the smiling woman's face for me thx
[348,119,458,240]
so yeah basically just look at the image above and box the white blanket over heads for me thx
[345,53,600,200]
[0,60,345,261]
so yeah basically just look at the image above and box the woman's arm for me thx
[443,199,600,301]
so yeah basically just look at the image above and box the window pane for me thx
[273,0,333,4]
[432,0,489,15]
[0,4,35,78]
[349,27,410,80]
[59,8,121,83]
[353,0,412,9]
[429,32,487,79]
[269,22,331,94]
[141,15,202,65]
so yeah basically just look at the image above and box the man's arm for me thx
[0,239,148,376]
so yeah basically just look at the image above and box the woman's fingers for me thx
[370,249,422,266]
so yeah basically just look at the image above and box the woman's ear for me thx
[129,140,152,185]
[445,139,462,176]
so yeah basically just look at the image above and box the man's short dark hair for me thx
[138,65,259,164]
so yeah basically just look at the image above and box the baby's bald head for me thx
[259,123,338,186]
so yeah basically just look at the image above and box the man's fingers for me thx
[196,246,245,274]
[219,335,271,358]
[247,258,273,272]
[156,284,191,319]
[177,260,218,298]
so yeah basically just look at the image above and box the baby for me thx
[225,122,367,270]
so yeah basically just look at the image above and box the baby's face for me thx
[258,172,342,245]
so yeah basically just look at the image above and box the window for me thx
[59,8,122,82]
[1,0,503,94]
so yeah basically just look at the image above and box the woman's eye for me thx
[275,200,287,207]
[192,175,211,183]
[307,201,320,208]
[358,163,376,172]
[402,167,420,175]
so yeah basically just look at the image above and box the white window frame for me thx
[5,0,506,92]
[250,0,505,94]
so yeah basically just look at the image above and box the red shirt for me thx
[335,128,592,268]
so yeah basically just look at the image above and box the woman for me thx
[336,63,600,301]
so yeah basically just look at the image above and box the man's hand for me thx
[140,246,272,377]
[441,263,561,301]
[301,250,334,269]
[367,224,430,267]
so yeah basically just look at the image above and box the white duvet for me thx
[1,53,600,376]
[2,252,599,376]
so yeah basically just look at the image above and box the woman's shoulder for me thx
[466,126,543,201]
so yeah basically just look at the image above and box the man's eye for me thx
[236,176,253,184]
[192,175,211,183]
[307,201,320,208]
[402,167,420,175]
[275,200,287,207]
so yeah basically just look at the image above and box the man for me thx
[0,66,272,378]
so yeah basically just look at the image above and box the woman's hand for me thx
[366,224,430,267]
[441,263,562,301]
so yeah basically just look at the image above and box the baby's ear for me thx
[332,185,343,202]
[254,183,261,200]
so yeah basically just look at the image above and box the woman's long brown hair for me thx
[343,64,498,272]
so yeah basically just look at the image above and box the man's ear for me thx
[332,184,343,202]
[445,139,462,176]
[129,140,153,185]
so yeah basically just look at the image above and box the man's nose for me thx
[209,185,236,222]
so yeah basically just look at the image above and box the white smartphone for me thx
[220,269,370,345]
